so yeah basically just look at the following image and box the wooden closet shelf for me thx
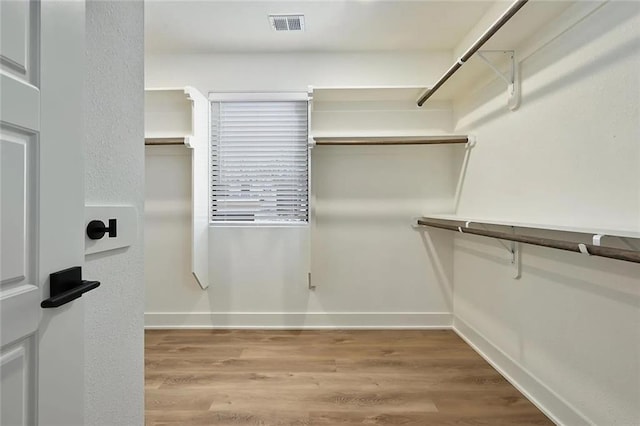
[417,216,640,265]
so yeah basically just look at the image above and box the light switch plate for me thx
[85,205,137,255]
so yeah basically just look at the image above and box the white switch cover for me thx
[85,205,137,255]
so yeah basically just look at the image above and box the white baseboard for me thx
[144,311,453,329]
[453,317,591,426]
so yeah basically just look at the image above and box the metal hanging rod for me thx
[145,137,185,146]
[417,217,640,265]
[416,0,529,107]
[314,136,469,146]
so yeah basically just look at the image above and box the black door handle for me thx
[87,218,117,239]
[41,266,100,308]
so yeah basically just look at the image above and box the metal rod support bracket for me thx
[308,272,315,290]
[476,50,520,111]
[411,217,425,230]
[510,240,522,279]
[479,223,521,278]
[466,135,477,149]
[416,219,522,278]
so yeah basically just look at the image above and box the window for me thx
[210,96,309,224]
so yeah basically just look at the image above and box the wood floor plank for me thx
[145,330,552,425]
[198,389,439,414]
[146,357,338,374]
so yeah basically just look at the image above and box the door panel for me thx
[1,0,85,424]
[0,0,37,83]
[1,132,29,284]
[0,128,39,348]
[0,75,40,130]
[0,338,35,426]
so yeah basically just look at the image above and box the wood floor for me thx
[145,330,552,425]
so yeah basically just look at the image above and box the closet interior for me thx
[143,1,640,424]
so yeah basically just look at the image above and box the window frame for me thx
[208,91,311,227]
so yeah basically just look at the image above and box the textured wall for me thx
[452,2,640,424]
[84,1,145,425]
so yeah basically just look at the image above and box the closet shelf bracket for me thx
[476,50,520,111]
[510,241,522,279]
[466,135,477,149]
[463,222,521,279]
[413,218,521,278]
[592,234,605,246]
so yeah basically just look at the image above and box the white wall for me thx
[84,1,145,425]
[451,2,640,424]
[144,145,196,314]
[144,51,458,328]
[146,51,450,94]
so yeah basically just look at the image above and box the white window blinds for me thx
[210,100,309,223]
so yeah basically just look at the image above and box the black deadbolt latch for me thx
[86,218,117,240]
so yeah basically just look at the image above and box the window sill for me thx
[209,222,309,228]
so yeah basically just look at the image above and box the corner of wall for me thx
[452,316,591,426]
[84,1,145,425]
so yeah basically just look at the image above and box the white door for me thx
[1,1,86,425]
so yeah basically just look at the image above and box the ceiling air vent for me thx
[269,14,305,32]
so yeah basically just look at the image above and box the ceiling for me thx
[145,0,496,54]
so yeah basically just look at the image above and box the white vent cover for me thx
[269,14,305,32]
